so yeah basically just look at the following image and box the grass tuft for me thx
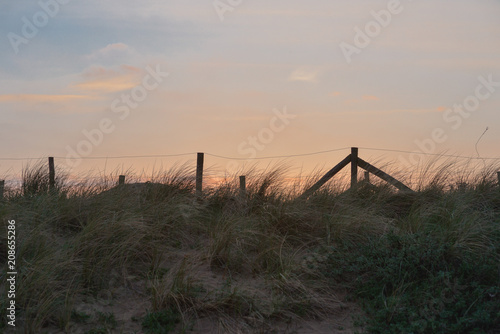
[1,160,499,333]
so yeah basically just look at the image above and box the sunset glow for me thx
[1,0,499,182]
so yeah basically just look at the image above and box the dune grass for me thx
[0,159,499,333]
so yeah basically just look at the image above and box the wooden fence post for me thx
[364,171,370,184]
[118,175,126,185]
[0,180,4,200]
[196,152,204,196]
[239,175,246,198]
[351,147,358,189]
[48,157,55,191]
[497,171,500,187]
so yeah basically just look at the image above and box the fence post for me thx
[497,171,500,187]
[48,157,55,191]
[118,175,126,185]
[0,180,4,200]
[239,175,246,198]
[351,147,358,189]
[364,171,370,184]
[196,152,204,196]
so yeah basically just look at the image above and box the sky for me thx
[1,0,500,182]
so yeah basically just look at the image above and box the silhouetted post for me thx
[351,147,358,189]
[118,175,126,185]
[0,180,4,200]
[497,172,500,187]
[364,171,370,184]
[239,175,246,198]
[48,157,55,191]
[196,153,204,196]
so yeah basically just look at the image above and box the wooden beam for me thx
[196,152,204,196]
[239,175,246,198]
[48,157,55,191]
[299,154,352,199]
[118,175,126,185]
[357,158,413,192]
[351,147,358,188]
[0,180,4,200]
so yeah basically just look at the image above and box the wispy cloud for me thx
[288,68,319,83]
[0,94,98,103]
[304,107,448,118]
[342,95,380,105]
[85,43,132,60]
[337,108,447,115]
[197,115,271,121]
[362,95,379,101]
[73,65,143,93]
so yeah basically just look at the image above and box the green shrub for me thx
[324,231,500,333]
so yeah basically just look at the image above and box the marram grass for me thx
[0,160,499,333]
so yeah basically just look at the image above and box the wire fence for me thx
[1,146,500,161]
[1,147,499,194]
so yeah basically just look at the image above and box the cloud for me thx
[197,115,271,121]
[335,108,447,115]
[343,99,358,106]
[73,65,144,93]
[342,95,380,105]
[329,91,342,97]
[0,94,97,103]
[288,68,319,83]
[0,94,104,114]
[86,43,132,60]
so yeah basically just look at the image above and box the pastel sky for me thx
[1,0,500,181]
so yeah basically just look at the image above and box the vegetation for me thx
[0,159,499,333]
[142,309,181,333]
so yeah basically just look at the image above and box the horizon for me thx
[2,147,499,194]
[1,0,500,182]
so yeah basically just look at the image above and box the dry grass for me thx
[0,158,499,333]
